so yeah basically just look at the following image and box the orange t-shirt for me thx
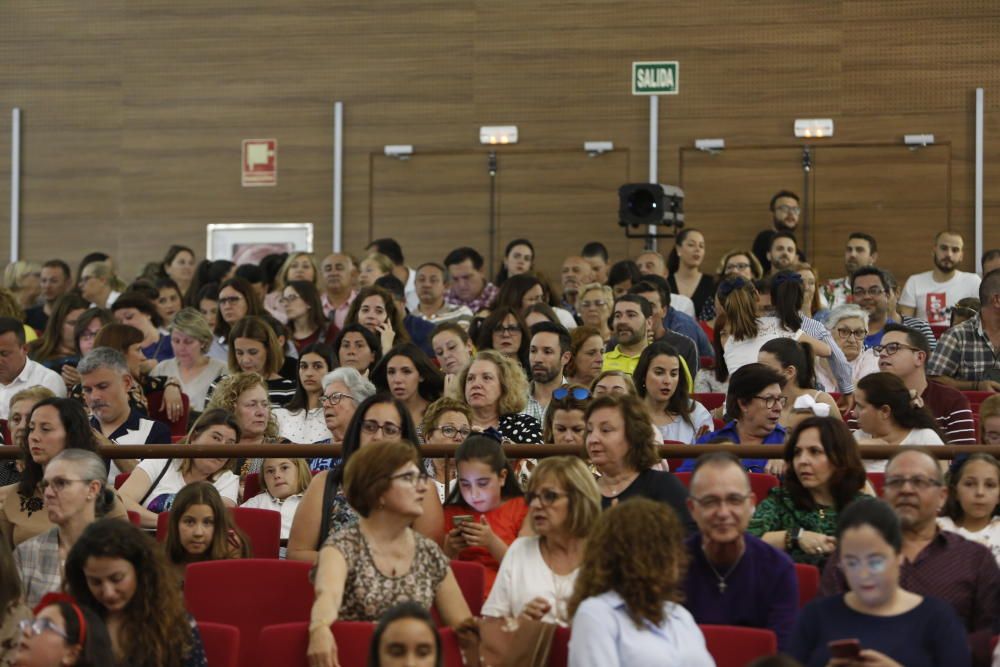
[443,496,529,597]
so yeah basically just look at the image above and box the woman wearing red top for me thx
[442,433,532,597]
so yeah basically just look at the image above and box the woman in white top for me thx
[817,304,880,392]
[152,307,227,413]
[851,372,944,472]
[119,408,241,527]
[718,276,829,376]
[482,456,601,627]
[241,457,312,541]
[758,337,842,432]
[272,344,336,444]
[567,498,713,667]
[634,342,712,444]
[938,454,1000,566]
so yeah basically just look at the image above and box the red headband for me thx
[33,593,87,647]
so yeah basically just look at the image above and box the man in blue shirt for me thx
[678,363,787,473]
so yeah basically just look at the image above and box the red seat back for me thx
[186,560,315,667]
[868,472,886,497]
[794,563,820,609]
[114,472,130,489]
[147,390,191,440]
[673,472,692,488]
[258,621,374,667]
[197,622,240,667]
[749,473,779,501]
[449,560,485,615]
[126,510,141,526]
[244,473,261,501]
[930,324,949,340]
[693,393,726,410]
[156,507,282,558]
[699,624,777,667]
[549,625,570,667]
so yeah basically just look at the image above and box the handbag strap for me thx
[139,459,174,506]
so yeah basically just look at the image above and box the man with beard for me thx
[899,231,981,325]
[527,322,571,415]
[765,231,799,275]
[320,252,358,329]
[752,190,806,274]
[850,267,935,350]
[820,233,878,310]
[821,449,1000,666]
[629,279,701,376]
[602,294,654,375]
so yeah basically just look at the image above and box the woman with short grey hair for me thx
[817,304,879,393]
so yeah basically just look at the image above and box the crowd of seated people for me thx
[1,198,1000,666]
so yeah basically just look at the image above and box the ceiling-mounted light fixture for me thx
[480,126,518,145]
[794,119,834,138]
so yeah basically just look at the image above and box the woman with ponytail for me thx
[13,450,116,607]
[852,372,945,471]
[758,338,841,432]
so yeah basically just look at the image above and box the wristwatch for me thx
[790,527,803,550]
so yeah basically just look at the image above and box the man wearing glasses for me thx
[821,449,999,664]
[752,190,806,274]
[873,324,974,444]
[850,266,935,350]
[682,452,798,651]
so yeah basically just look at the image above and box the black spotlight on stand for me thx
[618,183,685,246]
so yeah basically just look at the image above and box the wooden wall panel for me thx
[0,0,997,284]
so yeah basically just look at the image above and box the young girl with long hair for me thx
[939,454,1000,565]
[164,482,251,584]
[442,434,531,597]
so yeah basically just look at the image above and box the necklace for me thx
[599,470,639,496]
[702,545,745,593]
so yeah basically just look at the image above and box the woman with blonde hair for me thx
[455,349,541,443]
[482,456,602,626]
[263,251,320,321]
[151,307,227,413]
[359,252,395,288]
[0,288,36,344]
[576,283,614,343]
[589,370,638,398]
[3,260,41,311]
[978,394,1000,445]
[205,372,280,478]
[567,499,713,666]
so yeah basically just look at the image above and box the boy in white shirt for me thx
[899,231,981,325]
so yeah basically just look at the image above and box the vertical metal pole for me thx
[647,96,659,251]
[332,102,343,253]
[975,88,984,274]
[10,108,21,263]
[488,152,498,273]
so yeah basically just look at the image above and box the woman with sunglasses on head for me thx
[788,499,971,667]
[14,450,116,607]
[634,342,713,444]
[442,434,531,597]
[0,398,127,549]
[9,593,115,667]
[288,394,443,563]
[748,417,868,567]
[420,397,473,502]
[307,440,471,667]
[542,385,591,446]
[482,456,601,627]
[371,343,444,438]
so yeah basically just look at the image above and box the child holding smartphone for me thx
[442,433,532,597]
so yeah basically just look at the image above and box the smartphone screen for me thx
[828,639,861,659]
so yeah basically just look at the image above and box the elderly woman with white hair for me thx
[816,304,880,393]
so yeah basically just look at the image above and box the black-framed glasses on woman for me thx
[361,420,402,437]
[320,392,356,407]
[432,425,472,440]
[833,326,867,340]
[753,395,788,410]
[389,470,431,486]
[525,489,568,506]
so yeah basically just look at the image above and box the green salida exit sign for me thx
[632,61,679,95]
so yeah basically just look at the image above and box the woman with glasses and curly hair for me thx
[567,498,714,667]
[454,350,542,444]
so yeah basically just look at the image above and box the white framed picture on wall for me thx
[206,223,314,265]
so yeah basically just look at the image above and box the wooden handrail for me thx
[1,443,999,460]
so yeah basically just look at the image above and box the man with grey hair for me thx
[80,347,171,480]
[821,449,999,664]
[310,367,376,471]
[77,260,120,309]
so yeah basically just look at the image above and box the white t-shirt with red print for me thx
[899,270,981,324]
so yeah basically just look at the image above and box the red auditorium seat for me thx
[156,507,282,558]
[867,472,885,497]
[243,473,261,502]
[126,510,141,526]
[700,624,777,667]
[186,560,315,667]
[114,472,130,489]
[258,621,375,667]
[964,391,992,408]
[694,393,726,410]
[147,390,191,440]
[794,563,820,608]
[929,324,949,340]
[449,560,486,614]
[671,472,777,500]
[197,621,240,667]
[549,625,570,667]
